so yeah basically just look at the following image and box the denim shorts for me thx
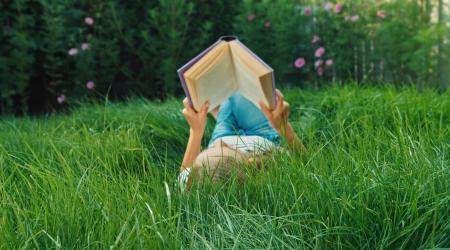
[209,92,281,146]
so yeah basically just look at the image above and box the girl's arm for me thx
[278,121,306,153]
[180,98,209,171]
[260,89,306,154]
[181,129,203,171]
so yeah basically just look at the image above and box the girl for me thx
[179,89,305,191]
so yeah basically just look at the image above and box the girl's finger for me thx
[276,89,284,99]
[276,91,284,111]
[182,108,189,117]
[200,101,209,114]
[283,101,290,111]
[276,89,284,103]
[184,98,199,115]
[183,98,191,109]
[273,105,283,118]
[283,101,290,115]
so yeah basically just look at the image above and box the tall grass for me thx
[0,85,448,249]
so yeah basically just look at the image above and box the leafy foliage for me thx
[0,0,448,114]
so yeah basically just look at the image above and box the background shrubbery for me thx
[0,0,449,115]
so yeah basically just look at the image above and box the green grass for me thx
[0,85,449,249]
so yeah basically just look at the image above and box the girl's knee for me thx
[191,147,246,184]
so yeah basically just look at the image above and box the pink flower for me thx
[294,58,306,68]
[317,67,324,76]
[264,21,271,28]
[247,14,255,22]
[86,81,95,90]
[325,59,334,66]
[84,16,94,26]
[68,48,78,56]
[304,7,312,16]
[311,35,320,44]
[324,2,333,11]
[57,94,66,104]
[81,43,89,50]
[315,60,323,68]
[315,47,325,57]
[377,10,386,18]
[335,3,343,13]
[350,15,360,22]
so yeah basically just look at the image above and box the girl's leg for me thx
[231,92,281,144]
[208,97,241,146]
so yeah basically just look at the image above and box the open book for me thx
[177,36,276,112]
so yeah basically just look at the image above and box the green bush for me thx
[234,0,448,87]
[0,0,448,115]
[0,0,239,114]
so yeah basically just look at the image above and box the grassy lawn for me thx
[0,85,449,249]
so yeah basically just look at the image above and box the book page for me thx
[194,45,238,111]
[229,41,274,109]
[185,42,226,78]
[232,54,267,108]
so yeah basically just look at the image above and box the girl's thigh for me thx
[209,97,240,145]
[231,92,268,130]
[231,92,280,143]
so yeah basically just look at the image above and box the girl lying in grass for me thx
[179,89,305,191]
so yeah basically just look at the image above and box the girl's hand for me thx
[182,98,209,135]
[259,89,290,134]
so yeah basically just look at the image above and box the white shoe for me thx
[178,168,192,192]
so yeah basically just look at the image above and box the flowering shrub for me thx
[234,0,448,87]
[0,0,447,114]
